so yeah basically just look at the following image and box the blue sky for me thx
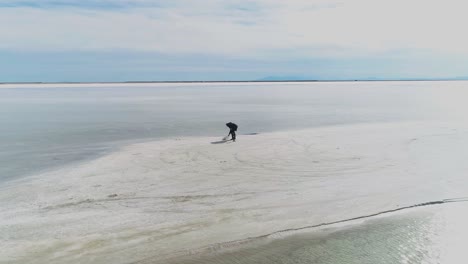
[1,0,468,82]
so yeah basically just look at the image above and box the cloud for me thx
[0,0,167,9]
[1,0,468,58]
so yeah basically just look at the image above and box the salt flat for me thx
[2,121,468,263]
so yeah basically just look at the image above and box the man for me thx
[226,122,238,142]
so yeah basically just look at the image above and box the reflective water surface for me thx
[0,81,461,181]
[169,203,468,264]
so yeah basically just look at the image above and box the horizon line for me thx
[1,78,468,85]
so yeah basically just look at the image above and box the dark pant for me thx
[229,129,236,141]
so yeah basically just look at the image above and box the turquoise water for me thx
[169,202,468,264]
[0,81,448,181]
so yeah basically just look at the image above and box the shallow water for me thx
[0,81,461,181]
[168,202,468,264]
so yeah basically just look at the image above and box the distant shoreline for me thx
[0,79,467,85]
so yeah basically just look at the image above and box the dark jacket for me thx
[226,122,238,131]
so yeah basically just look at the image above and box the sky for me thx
[1,0,468,82]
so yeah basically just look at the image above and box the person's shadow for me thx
[211,140,231,144]
[210,133,258,144]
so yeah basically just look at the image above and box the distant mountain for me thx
[258,75,468,82]
[452,76,468,80]
[257,76,316,81]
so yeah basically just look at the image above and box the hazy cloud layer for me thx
[0,0,167,9]
[1,0,468,81]
[2,0,468,57]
